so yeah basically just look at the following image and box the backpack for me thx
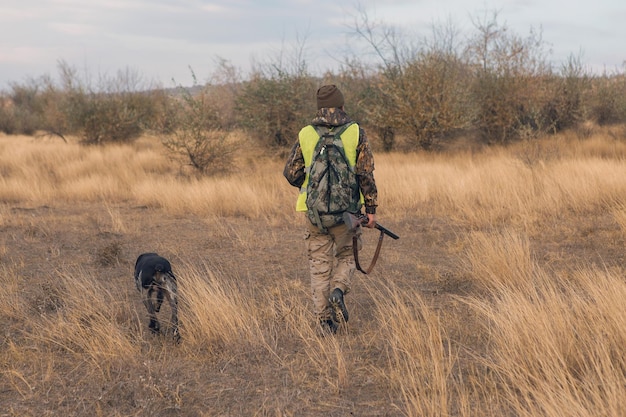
[306,122,362,231]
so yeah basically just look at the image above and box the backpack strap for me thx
[312,122,354,140]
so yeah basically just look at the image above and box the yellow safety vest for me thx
[295,123,364,212]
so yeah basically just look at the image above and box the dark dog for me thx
[134,253,180,341]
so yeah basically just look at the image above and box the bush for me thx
[541,55,589,133]
[396,49,471,149]
[162,79,236,176]
[0,80,44,135]
[348,12,472,150]
[0,97,17,134]
[466,11,551,144]
[75,90,153,145]
[236,72,315,148]
[589,73,626,126]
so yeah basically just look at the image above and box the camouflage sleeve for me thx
[355,127,378,214]
[283,139,305,188]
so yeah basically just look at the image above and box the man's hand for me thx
[365,213,376,228]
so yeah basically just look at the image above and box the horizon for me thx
[1,0,625,91]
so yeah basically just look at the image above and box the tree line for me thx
[1,11,624,174]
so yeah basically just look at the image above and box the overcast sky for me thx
[1,0,625,91]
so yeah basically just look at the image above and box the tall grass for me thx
[377,148,626,229]
[463,229,626,416]
[4,130,626,415]
[29,267,140,368]
[177,261,264,350]
[5,134,626,226]
[0,135,295,222]
[366,278,465,417]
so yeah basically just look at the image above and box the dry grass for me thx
[2,129,626,416]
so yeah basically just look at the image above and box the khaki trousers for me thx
[304,221,361,320]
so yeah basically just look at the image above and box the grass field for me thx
[2,128,626,416]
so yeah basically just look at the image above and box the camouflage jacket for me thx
[283,107,378,214]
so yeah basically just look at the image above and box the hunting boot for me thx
[329,288,349,323]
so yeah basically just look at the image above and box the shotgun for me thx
[342,211,399,274]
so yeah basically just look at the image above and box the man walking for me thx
[283,84,378,333]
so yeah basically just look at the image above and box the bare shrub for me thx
[541,54,590,133]
[401,48,472,149]
[205,57,243,130]
[162,73,237,176]
[588,72,626,126]
[0,96,18,134]
[0,61,164,144]
[53,62,161,145]
[348,10,472,150]
[0,79,44,135]
[235,36,316,149]
[465,11,551,144]
[236,72,315,148]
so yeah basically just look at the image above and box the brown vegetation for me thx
[2,12,626,168]
[3,126,626,416]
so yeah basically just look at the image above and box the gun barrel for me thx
[375,223,400,240]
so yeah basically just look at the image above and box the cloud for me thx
[0,0,625,90]
[49,22,97,36]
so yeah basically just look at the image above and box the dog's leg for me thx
[153,271,166,313]
[163,275,180,341]
[155,288,164,313]
[142,286,160,334]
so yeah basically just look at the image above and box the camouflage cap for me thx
[316,85,344,109]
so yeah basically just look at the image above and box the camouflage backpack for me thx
[306,122,362,231]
